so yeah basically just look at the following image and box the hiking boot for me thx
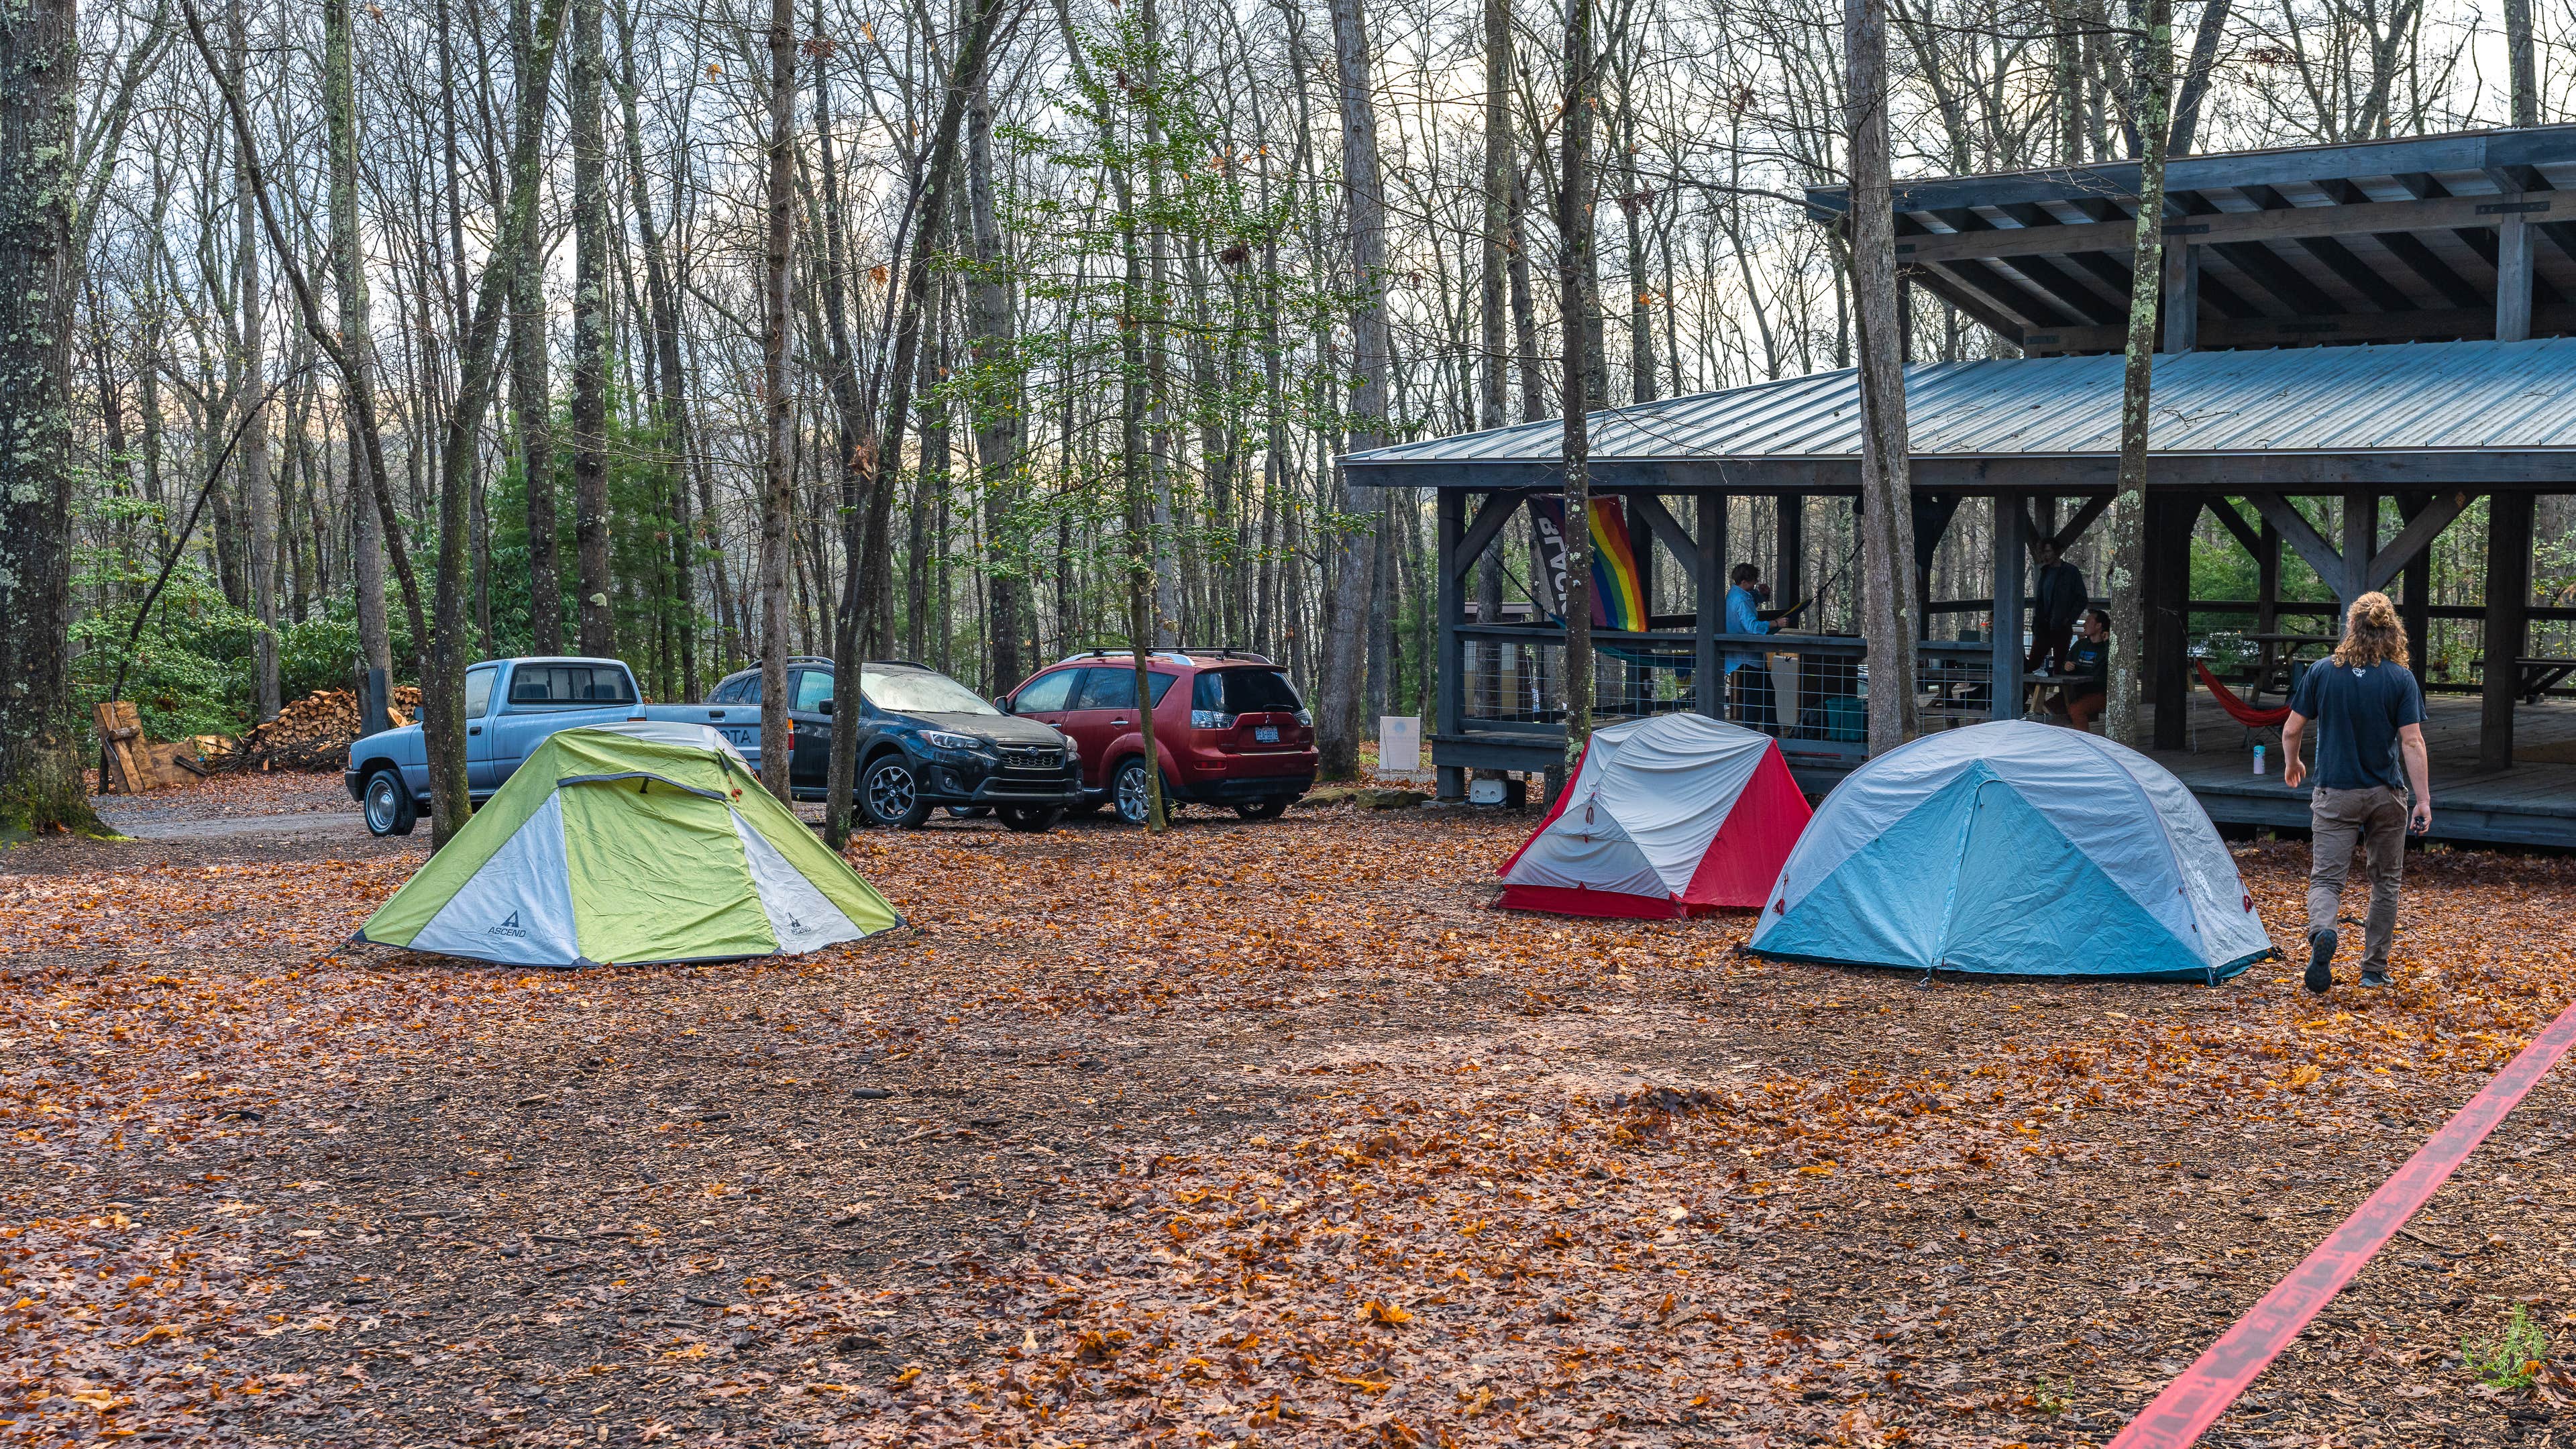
[2360,968,2391,989]
[2304,928,2339,993]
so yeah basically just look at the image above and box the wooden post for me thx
[1991,492,2025,721]
[2481,490,2534,769]
[2340,490,2375,608]
[2159,244,2197,354]
[2255,517,2281,634]
[2398,492,2432,680]
[2498,215,2534,343]
[1776,492,1805,614]
[2151,494,2191,750]
[1436,487,1466,800]
[1695,488,1723,717]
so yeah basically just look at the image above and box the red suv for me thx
[1000,650,1316,822]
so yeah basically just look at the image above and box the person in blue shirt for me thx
[2283,591,2431,993]
[1725,563,1775,727]
[2042,608,2110,731]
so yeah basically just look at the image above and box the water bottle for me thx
[2253,744,2266,777]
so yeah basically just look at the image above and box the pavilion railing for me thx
[1450,625,2010,767]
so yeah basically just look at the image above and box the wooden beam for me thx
[2021,300,2576,354]
[2151,496,2193,749]
[2244,492,2353,601]
[2361,488,2471,593]
[1695,489,1723,717]
[1436,488,1466,800]
[2161,244,2198,353]
[2051,493,2112,549]
[2203,496,2263,557]
[1904,264,2029,346]
[2500,213,2536,342]
[1991,494,2027,721]
[1451,488,1524,582]
[2397,493,2433,677]
[2343,490,2377,598]
[1628,492,1697,571]
[1888,190,2576,266]
[2482,490,2536,768]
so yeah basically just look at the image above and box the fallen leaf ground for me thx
[3,778,2573,1448]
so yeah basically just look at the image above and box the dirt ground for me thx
[3,775,2573,1448]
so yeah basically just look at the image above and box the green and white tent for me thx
[357,723,902,967]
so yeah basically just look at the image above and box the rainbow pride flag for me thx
[1529,496,1650,631]
[1587,498,1648,633]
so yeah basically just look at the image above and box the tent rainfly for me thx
[356,723,902,967]
[1497,712,1811,918]
[1746,721,2273,981]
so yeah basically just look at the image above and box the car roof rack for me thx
[1055,646,1275,665]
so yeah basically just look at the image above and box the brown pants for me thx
[2308,785,2408,973]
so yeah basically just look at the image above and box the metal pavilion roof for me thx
[1803,124,2576,356]
[1340,337,2576,493]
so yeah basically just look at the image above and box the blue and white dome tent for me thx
[1746,721,2275,983]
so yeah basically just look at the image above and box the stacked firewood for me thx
[221,686,420,771]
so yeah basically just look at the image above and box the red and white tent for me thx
[1496,712,1811,918]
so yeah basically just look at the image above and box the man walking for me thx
[2282,592,2432,992]
[2026,537,2088,676]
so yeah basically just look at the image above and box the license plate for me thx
[1254,725,1279,743]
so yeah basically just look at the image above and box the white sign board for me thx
[1378,716,1423,775]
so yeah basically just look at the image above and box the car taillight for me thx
[1190,709,1235,729]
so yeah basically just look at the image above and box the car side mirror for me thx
[818,698,835,715]
[996,696,1014,714]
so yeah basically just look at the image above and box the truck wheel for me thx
[861,756,932,829]
[998,806,1063,833]
[363,769,417,837]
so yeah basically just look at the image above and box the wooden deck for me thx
[2139,691,2576,850]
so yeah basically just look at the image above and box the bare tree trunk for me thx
[2506,0,2538,125]
[1509,164,1544,422]
[2104,0,2171,747]
[1846,0,1919,754]
[612,0,695,694]
[572,0,612,655]
[228,0,278,722]
[511,0,560,653]
[2167,0,2228,154]
[1480,0,1509,432]
[322,0,396,692]
[757,0,796,803]
[1317,0,1390,781]
[1558,0,1595,775]
[0,0,97,836]
[965,76,1025,692]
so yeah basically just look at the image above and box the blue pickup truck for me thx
[344,655,1081,836]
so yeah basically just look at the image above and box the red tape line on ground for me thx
[2108,996,2576,1449]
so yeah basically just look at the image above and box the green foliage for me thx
[2461,1303,2551,1390]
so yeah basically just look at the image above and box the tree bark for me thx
[2506,0,2538,126]
[227,0,278,722]
[1846,0,1919,754]
[757,0,796,803]
[571,0,613,655]
[612,0,696,694]
[0,0,98,836]
[511,0,560,653]
[2104,0,2171,747]
[1318,0,1390,781]
[1558,0,1595,775]
[1480,0,1509,432]
[965,75,1025,693]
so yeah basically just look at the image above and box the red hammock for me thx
[2197,660,2292,728]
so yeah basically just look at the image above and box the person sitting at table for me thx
[1725,563,1775,728]
[2044,608,2110,731]
[2027,538,2088,676]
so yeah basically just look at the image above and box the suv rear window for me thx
[509,663,638,706]
[1195,667,1302,714]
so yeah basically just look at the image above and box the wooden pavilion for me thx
[1344,125,2576,849]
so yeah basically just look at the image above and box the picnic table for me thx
[2241,633,2339,704]
[2470,655,2576,704]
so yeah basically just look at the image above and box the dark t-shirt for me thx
[2063,635,2107,696]
[2289,659,2424,791]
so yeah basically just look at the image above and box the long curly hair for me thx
[2330,591,2409,669]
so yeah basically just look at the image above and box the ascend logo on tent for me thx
[490,911,529,939]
